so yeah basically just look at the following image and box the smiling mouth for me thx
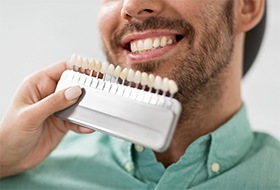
[123,34,185,54]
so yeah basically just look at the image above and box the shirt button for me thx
[211,163,220,173]
[135,145,144,152]
[125,162,132,173]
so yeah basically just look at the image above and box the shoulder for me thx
[246,132,280,168]
[236,132,280,187]
[252,132,280,154]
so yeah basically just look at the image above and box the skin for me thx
[0,0,265,178]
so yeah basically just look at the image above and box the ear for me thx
[235,0,265,34]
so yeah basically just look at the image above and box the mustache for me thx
[112,16,196,48]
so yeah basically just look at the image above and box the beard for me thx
[102,1,235,111]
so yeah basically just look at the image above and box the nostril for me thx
[122,2,164,20]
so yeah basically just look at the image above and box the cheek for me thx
[98,3,121,48]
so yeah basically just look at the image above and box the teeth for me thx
[131,43,137,53]
[167,39,173,45]
[130,36,176,53]
[153,38,160,48]
[160,37,167,47]
[144,38,153,51]
[69,54,179,96]
[127,69,135,82]
[137,41,144,52]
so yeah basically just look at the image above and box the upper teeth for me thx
[130,36,176,53]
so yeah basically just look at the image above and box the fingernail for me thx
[65,86,82,100]
[79,126,95,134]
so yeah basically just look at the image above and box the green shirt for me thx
[1,106,280,189]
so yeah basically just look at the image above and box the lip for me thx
[121,30,185,63]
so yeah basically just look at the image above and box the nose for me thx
[121,0,164,21]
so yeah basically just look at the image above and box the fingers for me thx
[31,86,82,122]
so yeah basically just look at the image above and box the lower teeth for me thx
[134,47,164,54]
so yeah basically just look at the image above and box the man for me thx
[1,0,279,189]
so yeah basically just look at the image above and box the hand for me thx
[0,61,94,178]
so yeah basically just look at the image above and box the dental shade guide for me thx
[54,54,182,152]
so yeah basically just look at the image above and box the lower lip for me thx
[126,42,178,62]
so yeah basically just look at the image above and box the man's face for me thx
[98,0,235,105]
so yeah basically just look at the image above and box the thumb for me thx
[32,85,82,121]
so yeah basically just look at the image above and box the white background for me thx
[0,0,279,140]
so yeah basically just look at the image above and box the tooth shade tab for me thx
[120,68,128,80]
[154,76,163,90]
[127,69,135,82]
[148,74,155,88]
[141,72,149,86]
[89,59,96,70]
[70,54,77,65]
[168,80,179,94]
[134,71,141,84]
[162,77,169,92]
[114,66,122,78]
[82,57,89,69]
[95,61,102,72]
[107,64,115,75]
[101,62,109,74]
[75,56,82,67]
